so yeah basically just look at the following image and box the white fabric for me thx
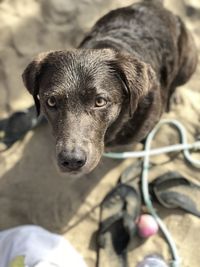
[0,225,88,267]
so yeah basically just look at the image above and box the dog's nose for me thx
[58,149,87,171]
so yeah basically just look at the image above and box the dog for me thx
[22,0,197,176]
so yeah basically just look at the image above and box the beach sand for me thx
[0,0,199,266]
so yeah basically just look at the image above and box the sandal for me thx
[96,172,141,267]
[150,171,200,217]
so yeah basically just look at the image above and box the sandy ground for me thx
[0,0,200,266]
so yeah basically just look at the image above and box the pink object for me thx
[137,214,159,238]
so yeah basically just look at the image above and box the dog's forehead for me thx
[40,49,116,94]
[48,49,114,70]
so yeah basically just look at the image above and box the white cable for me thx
[104,119,200,168]
[141,120,182,267]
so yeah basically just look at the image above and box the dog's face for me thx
[22,49,154,176]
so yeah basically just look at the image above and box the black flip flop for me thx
[97,178,141,267]
[0,106,46,150]
[150,172,200,217]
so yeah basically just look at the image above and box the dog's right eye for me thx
[94,96,107,108]
[46,96,57,108]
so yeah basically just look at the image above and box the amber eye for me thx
[46,96,56,108]
[95,97,107,108]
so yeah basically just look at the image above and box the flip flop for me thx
[0,106,46,150]
[150,172,200,217]
[97,176,141,267]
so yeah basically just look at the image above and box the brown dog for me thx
[22,0,197,175]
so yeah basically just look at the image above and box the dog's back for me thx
[80,0,197,95]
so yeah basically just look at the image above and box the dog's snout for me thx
[58,149,87,171]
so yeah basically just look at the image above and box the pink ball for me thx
[137,214,159,238]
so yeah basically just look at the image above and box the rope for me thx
[104,120,200,168]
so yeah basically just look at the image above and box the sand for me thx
[0,0,199,266]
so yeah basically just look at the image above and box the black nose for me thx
[58,149,87,171]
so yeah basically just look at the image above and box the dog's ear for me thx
[22,52,51,115]
[108,53,156,116]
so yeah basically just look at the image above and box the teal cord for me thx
[103,141,200,162]
[141,120,182,267]
[103,119,200,266]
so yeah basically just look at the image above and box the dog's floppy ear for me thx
[22,52,51,115]
[108,53,156,116]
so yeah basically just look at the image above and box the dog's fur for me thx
[22,0,197,175]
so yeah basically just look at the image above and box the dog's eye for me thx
[46,96,57,108]
[95,97,107,108]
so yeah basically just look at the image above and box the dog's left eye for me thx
[46,96,57,108]
[94,97,107,108]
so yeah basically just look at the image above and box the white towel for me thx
[0,225,88,267]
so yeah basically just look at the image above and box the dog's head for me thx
[22,49,155,176]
